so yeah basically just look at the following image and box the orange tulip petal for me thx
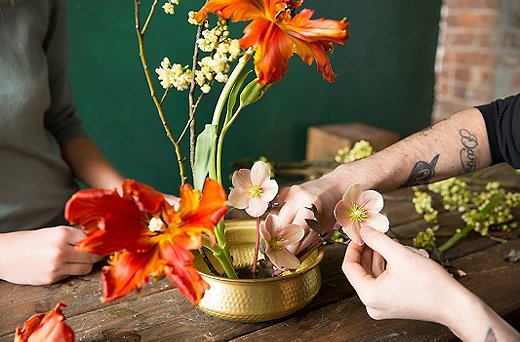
[198,0,263,22]
[162,242,209,305]
[102,248,165,302]
[180,179,227,243]
[65,187,151,255]
[123,180,167,213]
[249,19,294,84]
[15,303,74,342]
[201,1,348,85]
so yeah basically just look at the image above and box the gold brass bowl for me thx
[194,219,324,322]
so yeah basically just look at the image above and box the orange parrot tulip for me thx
[65,178,227,305]
[195,0,349,85]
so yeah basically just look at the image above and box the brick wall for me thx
[433,0,520,122]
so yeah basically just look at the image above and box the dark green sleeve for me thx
[43,0,88,146]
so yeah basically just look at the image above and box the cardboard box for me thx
[306,122,400,161]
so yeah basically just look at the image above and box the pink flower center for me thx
[348,204,367,223]
[246,184,263,198]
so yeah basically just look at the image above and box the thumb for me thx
[359,225,402,262]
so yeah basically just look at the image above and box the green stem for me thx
[203,234,237,278]
[438,191,505,253]
[216,106,244,183]
[438,224,473,253]
[209,52,252,180]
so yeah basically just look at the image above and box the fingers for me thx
[63,225,87,245]
[342,242,375,294]
[359,225,403,262]
[371,250,386,277]
[63,262,95,276]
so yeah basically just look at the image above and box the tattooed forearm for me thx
[484,328,497,342]
[459,128,478,174]
[401,154,440,187]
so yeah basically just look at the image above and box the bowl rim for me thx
[198,246,325,284]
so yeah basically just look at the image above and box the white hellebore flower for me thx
[334,183,389,246]
[228,161,278,218]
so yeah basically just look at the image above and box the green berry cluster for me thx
[412,189,438,223]
[412,227,437,251]
[427,177,470,212]
[335,140,374,163]
[413,176,520,251]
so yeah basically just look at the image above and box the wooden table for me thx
[1,164,519,341]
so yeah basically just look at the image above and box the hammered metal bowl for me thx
[194,219,324,322]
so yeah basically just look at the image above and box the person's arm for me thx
[275,107,492,229]
[61,137,125,190]
[343,226,520,341]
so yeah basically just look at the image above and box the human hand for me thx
[273,172,348,254]
[342,225,466,325]
[0,226,102,285]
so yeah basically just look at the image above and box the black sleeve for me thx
[476,93,520,168]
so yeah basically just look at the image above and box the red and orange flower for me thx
[15,303,74,342]
[195,0,349,85]
[65,178,227,305]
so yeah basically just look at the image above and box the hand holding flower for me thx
[334,183,389,246]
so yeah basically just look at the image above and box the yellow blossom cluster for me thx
[335,140,374,163]
[155,14,242,94]
[155,57,194,91]
[162,0,179,15]
[194,18,241,93]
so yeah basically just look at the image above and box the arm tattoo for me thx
[459,128,478,174]
[401,154,440,187]
[484,328,497,342]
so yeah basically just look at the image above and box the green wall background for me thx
[68,0,442,193]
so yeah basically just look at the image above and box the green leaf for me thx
[226,70,252,123]
[193,124,217,190]
[239,78,272,107]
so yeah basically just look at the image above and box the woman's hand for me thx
[342,225,520,341]
[0,226,102,285]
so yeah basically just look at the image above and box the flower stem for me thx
[252,217,261,279]
[209,52,252,181]
[188,24,204,169]
[438,191,504,253]
[203,234,237,278]
[134,0,186,184]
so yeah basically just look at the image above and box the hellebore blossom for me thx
[261,214,304,270]
[15,303,74,342]
[194,0,349,85]
[334,183,389,246]
[65,178,227,305]
[228,161,278,218]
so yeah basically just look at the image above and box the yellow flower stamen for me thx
[269,236,284,251]
[246,184,263,198]
[349,204,367,223]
